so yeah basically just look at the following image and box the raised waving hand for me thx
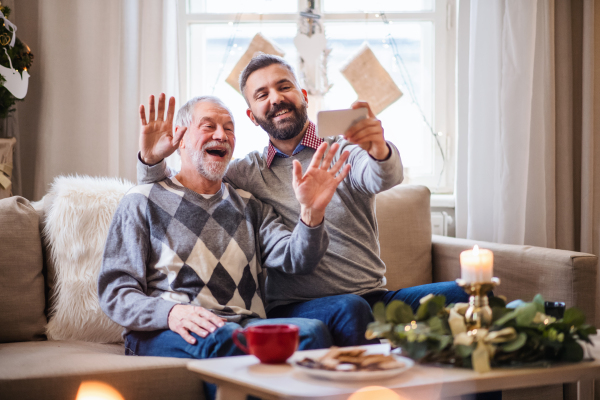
[139,93,186,165]
[293,142,351,226]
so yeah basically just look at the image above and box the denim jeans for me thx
[267,281,470,347]
[125,317,332,400]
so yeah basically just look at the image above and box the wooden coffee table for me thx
[187,341,600,400]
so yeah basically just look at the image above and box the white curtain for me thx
[15,0,179,200]
[456,0,600,321]
[460,0,550,244]
[117,0,181,181]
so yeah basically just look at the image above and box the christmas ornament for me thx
[0,5,33,118]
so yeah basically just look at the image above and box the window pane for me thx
[189,0,297,14]
[187,21,436,175]
[189,23,297,159]
[323,22,434,175]
[323,0,434,13]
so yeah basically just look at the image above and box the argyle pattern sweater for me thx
[138,132,403,311]
[98,177,328,333]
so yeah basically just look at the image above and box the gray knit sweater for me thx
[98,177,329,333]
[138,135,403,311]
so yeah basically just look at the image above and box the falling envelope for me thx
[340,42,403,115]
[226,32,285,94]
[0,64,29,99]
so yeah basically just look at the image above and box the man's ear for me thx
[177,128,186,150]
[301,89,309,106]
[247,108,259,126]
[174,126,187,143]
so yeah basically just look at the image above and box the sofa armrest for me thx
[431,235,598,325]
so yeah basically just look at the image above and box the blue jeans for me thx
[267,281,469,347]
[125,317,332,400]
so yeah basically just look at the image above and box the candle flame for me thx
[473,245,479,256]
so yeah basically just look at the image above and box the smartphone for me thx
[316,108,368,138]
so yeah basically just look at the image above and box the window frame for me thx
[176,0,456,193]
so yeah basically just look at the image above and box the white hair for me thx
[187,141,232,182]
[175,95,235,127]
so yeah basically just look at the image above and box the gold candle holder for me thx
[455,277,500,332]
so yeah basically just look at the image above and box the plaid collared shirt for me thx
[265,121,324,168]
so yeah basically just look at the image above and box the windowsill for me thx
[431,194,455,208]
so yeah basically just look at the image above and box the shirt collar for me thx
[266,121,323,168]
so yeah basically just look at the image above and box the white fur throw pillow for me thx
[44,175,134,343]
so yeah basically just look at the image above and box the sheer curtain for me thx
[456,0,600,321]
[14,0,179,200]
[118,0,181,181]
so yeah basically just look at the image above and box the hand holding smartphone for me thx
[316,108,368,138]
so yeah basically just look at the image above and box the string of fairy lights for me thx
[379,12,446,187]
[211,12,242,94]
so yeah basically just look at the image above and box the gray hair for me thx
[175,95,235,128]
[239,53,299,103]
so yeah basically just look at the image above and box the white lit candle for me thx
[460,245,493,283]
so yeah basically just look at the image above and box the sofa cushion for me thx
[375,185,433,290]
[0,196,46,342]
[43,176,134,343]
[0,341,204,400]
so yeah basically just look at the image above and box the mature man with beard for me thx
[99,95,352,399]
[138,54,468,348]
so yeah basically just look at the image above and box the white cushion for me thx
[43,176,134,343]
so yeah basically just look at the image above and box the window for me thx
[177,0,456,193]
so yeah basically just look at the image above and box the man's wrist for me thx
[368,142,392,161]
[138,152,163,166]
[300,206,325,227]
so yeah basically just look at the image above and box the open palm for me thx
[139,94,187,165]
[293,142,351,222]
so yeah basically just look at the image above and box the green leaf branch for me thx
[366,293,596,371]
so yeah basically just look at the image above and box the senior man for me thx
[137,55,468,347]
[99,95,351,399]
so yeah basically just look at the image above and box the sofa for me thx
[0,178,596,400]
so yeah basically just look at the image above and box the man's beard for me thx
[187,140,232,182]
[254,100,308,141]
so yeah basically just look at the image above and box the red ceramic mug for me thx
[232,324,299,364]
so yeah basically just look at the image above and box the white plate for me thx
[292,355,414,382]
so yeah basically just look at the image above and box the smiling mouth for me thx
[271,109,292,119]
[206,148,228,158]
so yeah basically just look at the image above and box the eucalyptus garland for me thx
[366,294,596,372]
[0,5,33,119]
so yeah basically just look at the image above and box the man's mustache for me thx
[202,141,232,153]
[266,102,296,120]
